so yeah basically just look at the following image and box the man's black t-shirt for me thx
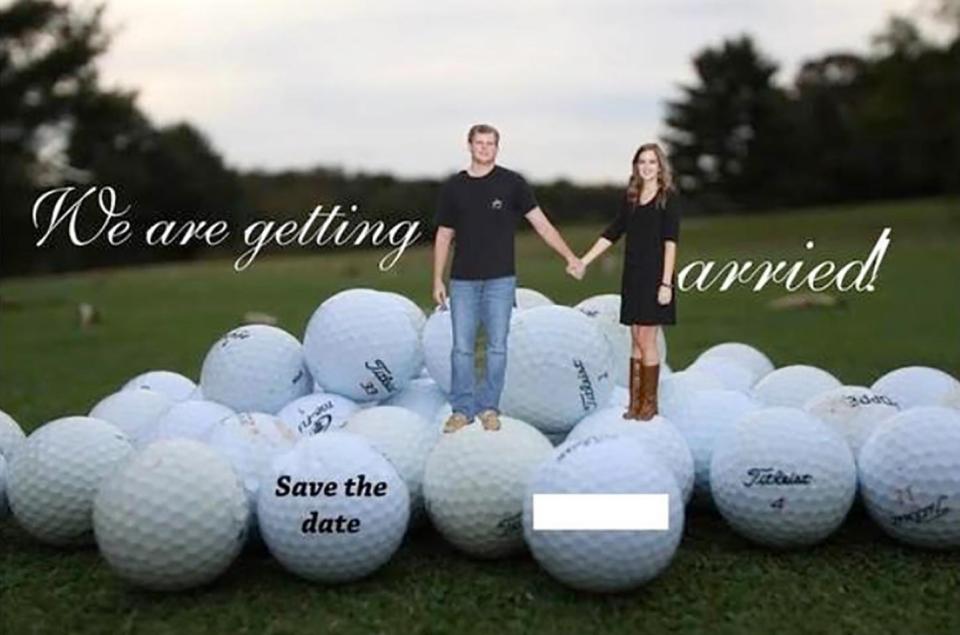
[434,165,537,280]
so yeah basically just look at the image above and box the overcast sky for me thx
[97,0,928,184]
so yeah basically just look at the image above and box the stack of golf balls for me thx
[3,283,960,600]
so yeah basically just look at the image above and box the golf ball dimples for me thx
[858,406,960,549]
[421,307,454,394]
[751,365,842,408]
[523,434,684,592]
[659,369,724,420]
[423,417,553,557]
[383,377,448,424]
[670,389,761,506]
[122,370,197,402]
[200,324,311,413]
[500,306,613,434]
[695,342,774,385]
[257,432,410,583]
[277,392,359,437]
[0,408,26,459]
[567,410,694,504]
[139,399,236,447]
[89,388,173,446]
[709,407,857,548]
[7,417,133,545]
[93,439,249,590]
[687,356,756,393]
[574,294,668,386]
[206,412,299,518]
[515,287,553,310]
[871,366,960,410]
[381,291,426,377]
[0,454,8,518]
[803,386,900,460]
[344,406,438,524]
[303,290,420,402]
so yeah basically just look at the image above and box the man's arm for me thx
[524,207,580,267]
[433,226,455,306]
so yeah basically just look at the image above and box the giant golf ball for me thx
[382,291,427,377]
[694,342,774,385]
[0,454,8,518]
[751,365,842,408]
[206,412,298,522]
[686,356,755,393]
[257,432,410,582]
[8,417,133,545]
[858,406,960,548]
[122,370,196,402]
[0,408,26,459]
[500,306,613,434]
[523,434,684,592]
[344,406,438,523]
[384,377,448,424]
[710,407,857,547]
[138,399,236,447]
[515,288,553,310]
[567,410,694,503]
[93,439,249,590]
[277,392,359,437]
[574,294,668,386]
[200,324,311,413]
[303,289,420,402]
[670,389,761,506]
[803,386,900,460]
[659,369,724,419]
[421,307,454,394]
[423,416,553,557]
[89,388,172,446]
[871,366,960,410]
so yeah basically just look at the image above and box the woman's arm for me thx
[580,197,628,266]
[661,240,676,286]
[580,236,614,266]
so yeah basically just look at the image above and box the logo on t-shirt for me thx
[491,198,504,211]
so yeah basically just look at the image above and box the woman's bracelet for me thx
[660,282,673,289]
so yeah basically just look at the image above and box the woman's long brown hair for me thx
[626,142,675,209]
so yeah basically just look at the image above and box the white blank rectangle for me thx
[532,494,670,530]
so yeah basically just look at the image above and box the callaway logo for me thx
[491,198,503,210]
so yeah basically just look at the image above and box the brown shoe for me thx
[443,412,470,433]
[637,363,661,421]
[478,408,501,431]
[624,357,643,420]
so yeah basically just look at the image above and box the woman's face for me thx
[636,149,660,182]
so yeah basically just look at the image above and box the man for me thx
[433,124,584,433]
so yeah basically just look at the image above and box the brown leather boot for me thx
[623,357,643,419]
[637,363,661,421]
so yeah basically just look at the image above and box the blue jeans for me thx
[449,275,517,419]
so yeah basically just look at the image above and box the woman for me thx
[576,142,681,421]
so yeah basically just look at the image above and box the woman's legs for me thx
[636,325,661,420]
[637,326,660,365]
[624,325,644,419]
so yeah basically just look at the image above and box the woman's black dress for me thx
[600,193,681,325]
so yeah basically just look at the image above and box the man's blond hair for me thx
[467,124,500,145]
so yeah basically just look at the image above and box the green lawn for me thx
[1,197,959,634]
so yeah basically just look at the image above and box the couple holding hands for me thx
[432,124,681,434]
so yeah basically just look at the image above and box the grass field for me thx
[1,197,959,634]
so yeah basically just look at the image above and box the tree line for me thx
[1,0,957,276]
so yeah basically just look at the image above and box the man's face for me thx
[469,133,498,165]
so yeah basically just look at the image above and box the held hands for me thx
[565,256,586,281]
[657,283,673,305]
